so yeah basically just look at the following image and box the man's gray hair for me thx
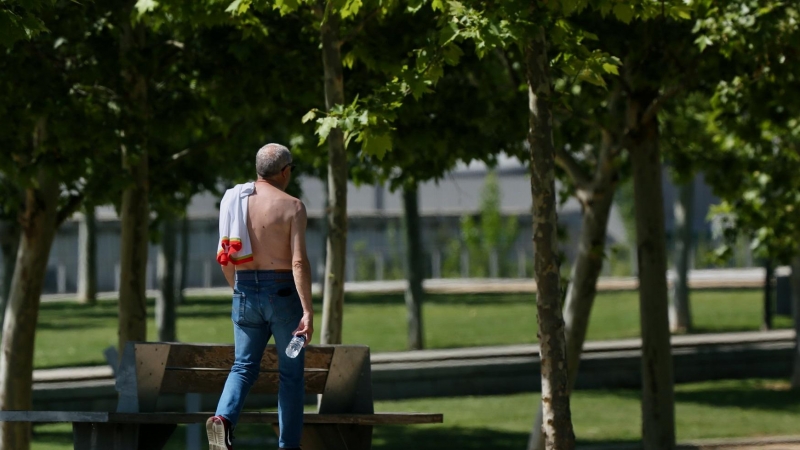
[256,143,292,178]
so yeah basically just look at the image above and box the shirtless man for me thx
[207,143,313,450]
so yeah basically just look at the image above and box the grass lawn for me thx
[30,378,800,450]
[34,288,789,369]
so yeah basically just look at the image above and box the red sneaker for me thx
[206,415,233,450]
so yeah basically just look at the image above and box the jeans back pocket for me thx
[232,290,262,326]
[270,281,302,324]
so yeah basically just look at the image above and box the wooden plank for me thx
[0,410,442,426]
[160,369,328,394]
[319,347,373,414]
[0,411,110,423]
[134,343,171,412]
[164,344,335,371]
[105,412,443,425]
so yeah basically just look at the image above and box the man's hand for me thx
[292,313,313,347]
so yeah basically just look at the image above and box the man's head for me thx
[255,143,294,190]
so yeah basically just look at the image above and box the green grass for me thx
[34,289,789,369]
[30,378,800,450]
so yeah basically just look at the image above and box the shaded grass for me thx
[31,379,800,450]
[34,289,789,369]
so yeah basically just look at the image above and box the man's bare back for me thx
[236,182,302,271]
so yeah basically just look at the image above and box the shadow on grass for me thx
[674,381,800,413]
[40,307,119,320]
[36,321,112,331]
[373,426,529,450]
[374,426,640,450]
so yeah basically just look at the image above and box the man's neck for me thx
[256,178,284,191]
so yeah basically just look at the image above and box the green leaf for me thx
[342,52,356,69]
[431,0,444,11]
[357,110,369,125]
[360,131,392,159]
[316,117,338,141]
[673,5,692,20]
[612,4,634,24]
[274,0,300,14]
[340,0,363,19]
[135,0,158,15]
[301,110,317,123]
[602,63,619,75]
[0,10,47,47]
[442,43,464,66]
[560,0,579,16]
[578,70,607,88]
[439,22,459,46]
[695,35,713,51]
[226,0,251,15]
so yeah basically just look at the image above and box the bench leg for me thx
[272,424,372,450]
[72,423,176,450]
[138,424,177,450]
[73,423,138,450]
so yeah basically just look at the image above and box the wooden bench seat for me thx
[0,342,442,450]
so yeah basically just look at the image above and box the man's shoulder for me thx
[279,193,305,213]
[221,182,255,199]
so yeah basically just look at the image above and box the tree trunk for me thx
[319,9,348,345]
[117,7,149,355]
[77,206,97,305]
[525,26,575,450]
[318,178,330,298]
[0,219,20,336]
[763,260,774,330]
[0,119,60,450]
[790,256,800,389]
[669,180,693,333]
[157,213,177,342]
[178,211,189,305]
[403,184,424,350]
[118,153,149,353]
[529,142,618,450]
[629,99,676,450]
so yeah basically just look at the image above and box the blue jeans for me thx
[215,270,305,449]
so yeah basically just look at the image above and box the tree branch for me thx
[57,193,85,226]
[164,120,245,168]
[553,103,612,135]
[495,48,522,91]
[555,147,592,190]
[642,84,683,124]
[339,7,381,45]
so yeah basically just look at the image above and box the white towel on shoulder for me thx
[216,182,255,266]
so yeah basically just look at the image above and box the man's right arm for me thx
[290,200,314,344]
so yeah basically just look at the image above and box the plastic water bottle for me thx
[285,335,305,358]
